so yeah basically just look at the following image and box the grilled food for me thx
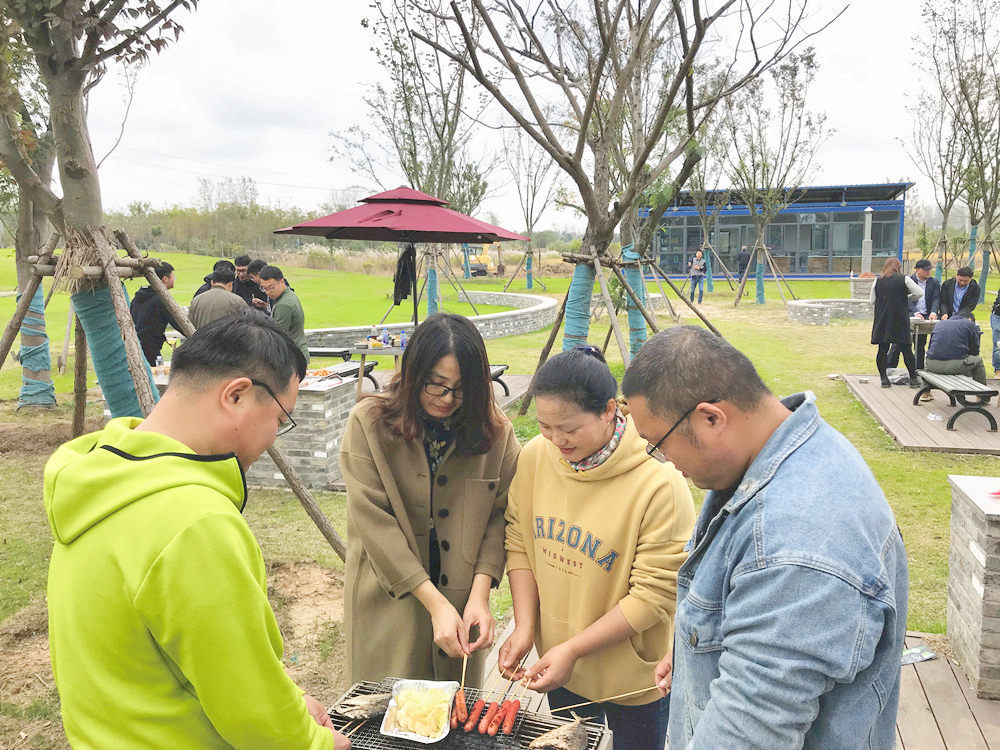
[528,716,587,750]
[334,693,392,719]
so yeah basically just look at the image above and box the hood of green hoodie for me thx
[44,417,247,545]
[544,415,655,481]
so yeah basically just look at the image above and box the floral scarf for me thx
[568,409,627,472]
[423,416,456,476]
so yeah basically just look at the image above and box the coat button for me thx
[440,574,449,586]
[441,540,450,551]
[389,592,396,599]
[437,475,448,486]
[438,508,449,518]
[488,482,496,490]
[689,630,698,647]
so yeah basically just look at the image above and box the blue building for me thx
[649,182,911,276]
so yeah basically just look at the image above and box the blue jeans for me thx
[689,275,704,303]
[548,686,669,750]
[992,313,1000,372]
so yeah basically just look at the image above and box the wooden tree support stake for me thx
[592,254,630,366]
[73,314,88,438]
[608,263,660,334]
[648,260,725,338]
[0,233,59,369]
[114,228,348,563]
[517,293,569,417]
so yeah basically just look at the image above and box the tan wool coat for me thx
[340,397,520,685]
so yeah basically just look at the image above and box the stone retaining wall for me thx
[787,298,873,325]
[305,291,558,348]
[246,377,357,489]
[947,475,1000,699]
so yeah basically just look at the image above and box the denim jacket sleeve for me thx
[686,563,885,749]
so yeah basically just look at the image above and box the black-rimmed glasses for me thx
[423,382,464,400]
[250,379,297,436]
[646,398,721,462]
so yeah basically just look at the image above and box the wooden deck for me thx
[843,374,1000,455]
[897,634,1000,749]
[481,627,1000,748]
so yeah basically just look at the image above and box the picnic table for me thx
[910,317,938,370]
[349,346,404,401]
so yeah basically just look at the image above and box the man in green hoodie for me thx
[44,316,350,749]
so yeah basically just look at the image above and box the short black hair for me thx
[169,314,306,397]
[259,265,284,282]
[914,259,933,271]
[530,346,617,416]
[957,266,974,277]
[213,260,236,273]
[957,311,976,323]
[247,259,267,275]
[155,262,174,280]
[234,255,251,267]
[212,267,236,285]
[622,326,771,419]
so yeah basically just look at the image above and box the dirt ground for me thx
[0,403,348,749]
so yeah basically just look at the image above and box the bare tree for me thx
[724,48,830,305]
[922,0,1000,277]
[413,0,838,345]
[0,36,56,405]
[687,116,735,287]
[901,90,967,254]
[0,1,197,417]
[331,0,492,216]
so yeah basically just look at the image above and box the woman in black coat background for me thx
[869,257,923,388]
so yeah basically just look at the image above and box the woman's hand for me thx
[497,626,534,679]
[463,597,496,653]
[429,598,470,658]
[654,651,673,696]
[523,643,578,692]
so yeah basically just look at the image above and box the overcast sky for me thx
[85,1,928,233]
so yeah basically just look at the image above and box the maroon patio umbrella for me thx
[275,187,528,324]
[274,186,528,244]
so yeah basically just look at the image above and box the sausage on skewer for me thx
[464,699,486,733]
[487,700,510,735]
[479,653,529,734]
[454,689,468,723]
[502,680,531,735]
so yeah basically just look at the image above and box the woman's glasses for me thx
[423,382,464,400]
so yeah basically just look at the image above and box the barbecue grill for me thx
[329,679,614,749]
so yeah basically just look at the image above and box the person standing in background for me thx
[248,259,272,314]
[233,255,270,311]
[188,267,247,329]
[259,265,309,365]
[939,266,980,319]
[130,262,182,367]
[687,249,707,304]
[870,258,922,388]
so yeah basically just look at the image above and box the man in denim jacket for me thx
[623,327,908,749]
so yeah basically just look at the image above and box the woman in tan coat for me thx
[340,313,520,685]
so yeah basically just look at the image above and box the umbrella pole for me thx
[411,244,419,327]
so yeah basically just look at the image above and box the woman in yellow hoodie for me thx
[499,346,695,750]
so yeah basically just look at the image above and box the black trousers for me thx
[877,341,916,380]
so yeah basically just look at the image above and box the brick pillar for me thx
[947,475,1000,699]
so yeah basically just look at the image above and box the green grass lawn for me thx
[2,257,998,634]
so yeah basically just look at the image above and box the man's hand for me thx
[331,730,352,749]
[929,313,938,320]
[497,626,534,679]
[941,313,949,320]
[523,643,578,692]
[654,652,673,696]
[463,598,496,653]
[252,298,268,309]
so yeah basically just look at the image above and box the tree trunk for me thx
[562,227,612,350]
[14,149,56,407]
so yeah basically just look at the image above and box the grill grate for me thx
[329,679,609,749]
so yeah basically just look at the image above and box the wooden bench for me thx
[490,364,510,396]
[913,370,998,431]
[308,347,352,361]
[328,360,379,391]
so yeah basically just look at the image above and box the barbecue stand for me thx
[330,679,613,749]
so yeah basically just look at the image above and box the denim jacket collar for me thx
[723,391,818,514]
[690,392,818,552]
